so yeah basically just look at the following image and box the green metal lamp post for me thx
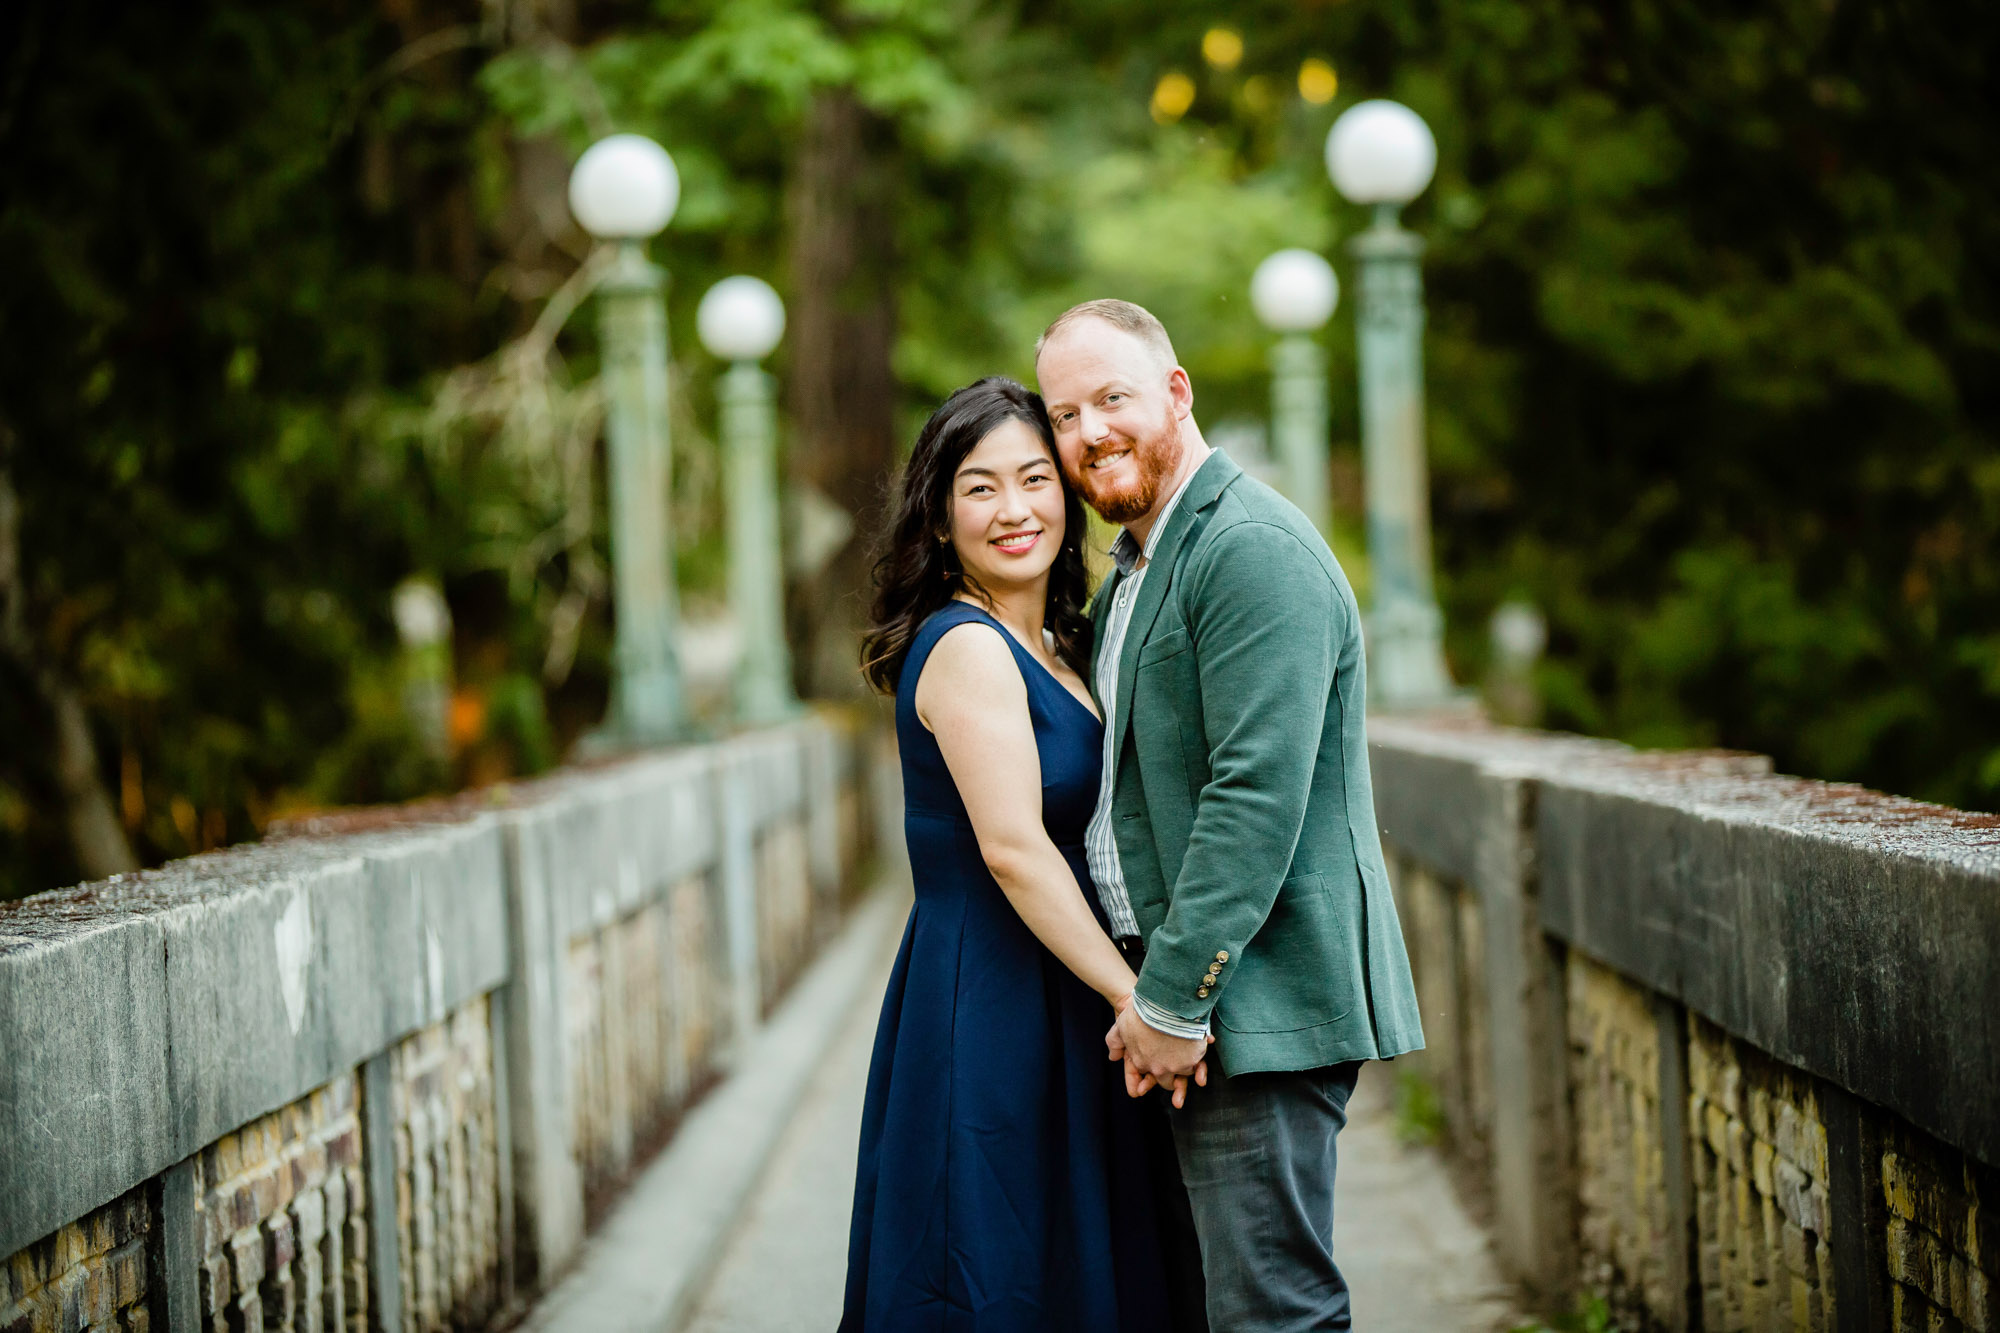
[697,276,798,727]
[1326,99,1457,710]
[1250,248,1340,536]
[569,133,689,745]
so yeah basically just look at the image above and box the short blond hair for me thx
[1034,299,1178,372]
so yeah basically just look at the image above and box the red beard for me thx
[1067,410,1185,524]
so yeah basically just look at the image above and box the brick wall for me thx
[1567,955,1682,1330]
[1,1187,151,1333]
[194,1073,368,1333]
[1686,1017,1836,1331]
[1880,1107,1998,1330]
[754,822,813,1009]
[1,714,882,1333]
[568,875,728,1209]
[388,1001,503,1332]
[1388,853,1491,1176]
[1368,716,2000,1332]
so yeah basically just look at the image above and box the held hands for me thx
[1107,993,1213,1109]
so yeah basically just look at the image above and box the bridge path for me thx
[682,911,1527,1333]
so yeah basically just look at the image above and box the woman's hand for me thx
[1108,992,1216,1108]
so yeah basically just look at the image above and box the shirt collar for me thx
[1108,457,1202,576]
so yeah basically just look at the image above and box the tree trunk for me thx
[784,87,901,699]
[0,447,139,881]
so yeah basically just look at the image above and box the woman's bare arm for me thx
[915,621,1138,1007]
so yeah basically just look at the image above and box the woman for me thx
[840,378,1200,1330]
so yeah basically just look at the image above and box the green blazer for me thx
[1089,450,1424,1075]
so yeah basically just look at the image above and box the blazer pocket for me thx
[1215,871,1355,1034]
[1136,626,1190,668]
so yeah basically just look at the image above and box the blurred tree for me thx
[3,0,1995,900]
[1030,0,2000,809]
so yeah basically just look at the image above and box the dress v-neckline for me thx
[954,601,1103,725]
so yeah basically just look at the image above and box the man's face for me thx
[1036,320,1187,525]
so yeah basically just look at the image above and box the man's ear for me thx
[1168,366,1194,420]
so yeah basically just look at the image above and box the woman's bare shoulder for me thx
[913,619,1025,728]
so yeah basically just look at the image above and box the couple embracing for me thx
[840,300,1426,1332]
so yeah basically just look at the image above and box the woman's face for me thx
[947,417,1068,597]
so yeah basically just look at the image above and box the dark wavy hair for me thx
[860,377,1092,694]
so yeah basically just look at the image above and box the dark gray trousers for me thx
[1168,1061,1364,1332]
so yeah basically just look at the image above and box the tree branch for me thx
[0,431,139,881]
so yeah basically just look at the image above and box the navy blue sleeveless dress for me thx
[839,601,1173,1331]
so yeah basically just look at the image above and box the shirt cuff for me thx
[1133,993,1211,1040]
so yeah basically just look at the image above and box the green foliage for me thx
[1391,1068,1445,1147]
[4,0,1995,896]
[1513,1295,1619,1333]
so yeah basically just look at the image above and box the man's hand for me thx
[1107,997,1212,1108]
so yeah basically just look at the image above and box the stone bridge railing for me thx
[1370,716,1998,1333]
[0,713,888,1333]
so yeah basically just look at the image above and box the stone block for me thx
[1773,1157,1826,1234]
[1966,1268,1991,1333]
[1749,1085,1773,1141]
[1775,1099,1822,1179]
[78,1263,111,1328]
[1781,1218,1812,1279]
[265,1212,295,1274]
[82,1215,113,1263]
[228,1228,264,1290]
[325,1127,359,1172]
[1889,1216,1951,1307]
[8,1248,41,1300]
[0,907,174,1260]
[197,1253,226,1319]
[49,1228,87,1279]
[106,1242,142,1312]
[1887,1151,1922,1222]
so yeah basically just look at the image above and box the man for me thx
[1035,299,1425,1330]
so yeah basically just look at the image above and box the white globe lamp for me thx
[568,133,680,239]
[1250,249,1339,333]
[697,276,787,363]
[1324,100,1437,206]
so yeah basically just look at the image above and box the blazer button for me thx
[1203,971,1218,985]
[1196,987,1209,998]
[1215,950,1229,963]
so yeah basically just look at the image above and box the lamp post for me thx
[392,577,453,764]
[697,275,798,727]
[569,133,688,745]
[1487,598,1547,727]
[1326,99,1456,709]
[1250,248,1339,536]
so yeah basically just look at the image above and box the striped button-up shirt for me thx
[1085,472,1208,1040]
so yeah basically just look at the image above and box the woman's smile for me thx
[992,529,1042,555]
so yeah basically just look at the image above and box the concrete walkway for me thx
[682,907,1527,1333]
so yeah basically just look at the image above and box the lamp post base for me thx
[1365,597,1462,713]
[733,679,803,731]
